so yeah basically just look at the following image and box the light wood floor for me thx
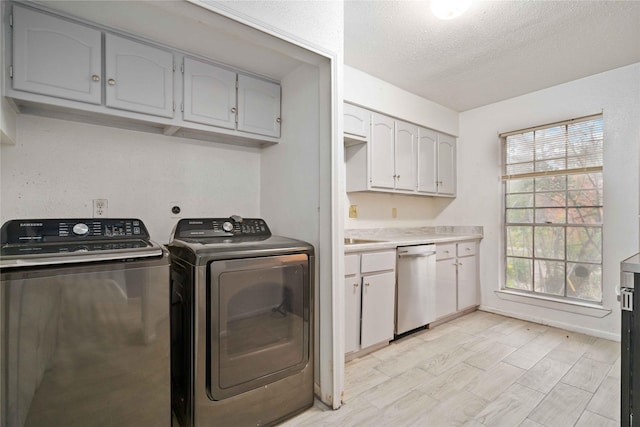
[281,310,621,427]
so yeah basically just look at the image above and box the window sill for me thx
[494,289,612,318]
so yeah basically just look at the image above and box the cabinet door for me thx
[435,258,457,319]
[417,127,438,193]
[437,135,456,195]
[370,113,396,190]
[344,277,361,354]
[105,34,174,118]
[361,271,395,348]
[457,255,479,311]
[183,57,236,129]
[394,121,417,191]
[12,5,102,104]
[344,103,369,139]
[237,74,281,137]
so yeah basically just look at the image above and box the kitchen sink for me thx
[344,238,382,245]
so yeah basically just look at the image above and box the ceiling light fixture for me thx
[430,0,472,20]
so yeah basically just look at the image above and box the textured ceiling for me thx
[344,0,640,112]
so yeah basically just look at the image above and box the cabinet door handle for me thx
[353,282,359,288]
[276,117,282,123]
[231,107,237,114]
[364,282,370,287]
[92,74,100,82]
[107,78,116,86]
[397,175,400,179]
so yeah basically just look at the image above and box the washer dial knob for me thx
[222,221,234,232]
[73,223,90,236]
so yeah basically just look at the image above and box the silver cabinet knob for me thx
[276,117,281,123]
[92,75,100,82]
[353,283,359,288]
[108,78,116,86]
[364,282,370,287]
[231,107,237,114]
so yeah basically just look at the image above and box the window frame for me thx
[501,115,603,304]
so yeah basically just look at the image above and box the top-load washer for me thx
[168,216,314,426]
[0,218,170,427]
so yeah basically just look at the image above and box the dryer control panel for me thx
[174,217,271,239]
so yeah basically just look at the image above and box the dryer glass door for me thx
[208,253,310,400]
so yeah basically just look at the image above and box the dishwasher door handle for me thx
[398,251,436,258]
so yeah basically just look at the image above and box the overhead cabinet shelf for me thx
[5,4,282,147]
[344,103,456,197]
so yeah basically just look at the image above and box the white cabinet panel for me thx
[12,5,101,104]
[370,113,396,190]
[183,57,236,129]
[105,34,174,118]
[344,277,361,354]
[361,251,395,273]
[395,121,417,191]
[435,241,480,319]
[457,253,479,311]
[417,127,438,194]
[437,135,456,195]
[237,74,281,138]
[360,271,396,349]
[344,103,369,139]
[435,258,457,319]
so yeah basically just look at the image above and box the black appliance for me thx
[0,218,170,427]
[622,253,640,427]
[168,216,314,426]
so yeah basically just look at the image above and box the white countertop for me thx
[622,253,640,274]
[344,233,482,253]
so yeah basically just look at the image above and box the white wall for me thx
[0,115,262,243]
[344,66,459,136]
[456,63,640,340]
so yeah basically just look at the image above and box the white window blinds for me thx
[502,114,603,180]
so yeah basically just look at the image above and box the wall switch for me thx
[349,205,358,218]
[392,207,397,218]
[93,199,108,217]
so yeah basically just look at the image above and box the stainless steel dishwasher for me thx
[396,244,437,335]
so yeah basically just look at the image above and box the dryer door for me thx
[207,253,310,400]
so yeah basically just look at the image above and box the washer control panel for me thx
[175,217,271,239]
[1,218,149,244]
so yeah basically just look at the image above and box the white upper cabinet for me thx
[12,5,102,104]
[183,57,236,129]
[343,103,369,140]
[7,5,282,146]
[105,34,174,118]
[344,103,455,197]
[394,121,418,191]
[237,74,281,138]
[437,135,456,195]
[417,127,438,194]
[370,113,396,190]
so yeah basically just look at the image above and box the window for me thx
[502,115,603,303]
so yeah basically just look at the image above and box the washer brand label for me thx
[20,223,43,227]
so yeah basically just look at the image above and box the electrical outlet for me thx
[93,199,108,218]
[170,201,182,218]
[349,205,358,218]
[392,207,397,218]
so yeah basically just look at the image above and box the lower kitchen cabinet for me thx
[435,241,479,320]
[344,250,396,358]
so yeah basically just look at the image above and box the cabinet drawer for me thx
[344,254,360,276]
[361,251,395,273]
[457,242,476,257]
[436,243,456,260]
